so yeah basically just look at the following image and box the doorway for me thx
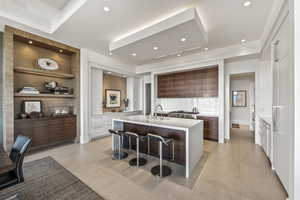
[229,73,255,136]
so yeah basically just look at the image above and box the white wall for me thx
[80,48,137,143]
[127,77,142,112]
[230,77,252,125]
[292,1,300,199]
[140,74,151,114]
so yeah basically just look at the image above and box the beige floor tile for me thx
[25,126,287,200]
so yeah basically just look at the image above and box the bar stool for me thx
[124,132,148,167]
[109,129,128,160]
[147,133,175,178]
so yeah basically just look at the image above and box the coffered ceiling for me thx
[0,0,275,65]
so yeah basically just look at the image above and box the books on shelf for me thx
[19,87,40,94]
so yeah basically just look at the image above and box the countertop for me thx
[113,115,202,130]
[157,111,218,118]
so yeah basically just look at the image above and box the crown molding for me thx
[260,0,289,51]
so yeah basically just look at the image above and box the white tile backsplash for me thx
[156,98,219,115]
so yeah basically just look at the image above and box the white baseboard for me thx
[231,120,249,126]
[80,135,90,144]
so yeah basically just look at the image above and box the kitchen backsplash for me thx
[156,98,219,115]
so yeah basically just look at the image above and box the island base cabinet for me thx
[197,117,219,141]
[14,116,77,151]
[123,122,186,166]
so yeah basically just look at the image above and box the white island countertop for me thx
[112,115,204,178]
[113,115,201,131]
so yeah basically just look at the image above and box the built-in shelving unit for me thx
[3,26,81,150]
[14,67,75,79]
[14,93,75,98]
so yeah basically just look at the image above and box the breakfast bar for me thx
[112,115,203,178]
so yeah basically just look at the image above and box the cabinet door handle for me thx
[273,40,280,62]
[272,106,279,132]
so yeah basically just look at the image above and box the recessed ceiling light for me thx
[107,71,112,74]
[28,40,33,44]
[59,49,63,53]
[241,39,246,43]
[122,75,127,78]
[177,54,181,57]
[104,6,110,12]
[109,52,113,56]
[204,48,209,51]
[243,1,251,7]
[180,38,187,42]
[132,53,137,56]
[153,46,158,50]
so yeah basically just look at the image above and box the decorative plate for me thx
[37,58,59,71]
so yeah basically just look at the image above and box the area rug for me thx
[0,157,105,200]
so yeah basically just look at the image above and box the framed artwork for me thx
[232,90,247,107]
[105,89,121,108]
[22,100,42,114]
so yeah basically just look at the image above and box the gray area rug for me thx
[0,157,104,200]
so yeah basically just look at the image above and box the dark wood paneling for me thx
[155,113,219,141]
[14,115,76,150]
[197,116,219,141]
[123,122,186,165]
[157,66,218,98]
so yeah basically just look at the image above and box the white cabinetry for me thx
[272,14,291,194]
[259,118,271,159]
[89,111,142,139]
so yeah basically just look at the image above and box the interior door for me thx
[272,15,291,193]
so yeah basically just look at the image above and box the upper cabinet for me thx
[157,66,218,98]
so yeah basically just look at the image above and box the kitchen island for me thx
[112,115,203,178]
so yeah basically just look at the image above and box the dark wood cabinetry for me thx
[156,113,219,141]
[157,66,218,98]
[197,116,219,141]
[14,115,76,150]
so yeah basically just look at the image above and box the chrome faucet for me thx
[192,107,198,113]
[154,104,163,119]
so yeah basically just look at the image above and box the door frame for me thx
[225,70,258,141]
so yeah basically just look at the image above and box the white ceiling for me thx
[112,20,205,64]
[109,8,208,64]
[0,0,275,65]
[41,0,71,10]
[0,0,86,33]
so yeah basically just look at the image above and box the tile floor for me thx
[25,126,287,200]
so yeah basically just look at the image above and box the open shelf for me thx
[14,93,75,98]
[14,67,75,79]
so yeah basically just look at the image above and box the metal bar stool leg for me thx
[148,137,150,155]
[137,139,139,167]
[159,141,163,178]
[129,135,132,152]
[129,137,147,167]
[172,140,175,161]
[150,140,172,178]
[112,134,128,160]
[118,135,121,157]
